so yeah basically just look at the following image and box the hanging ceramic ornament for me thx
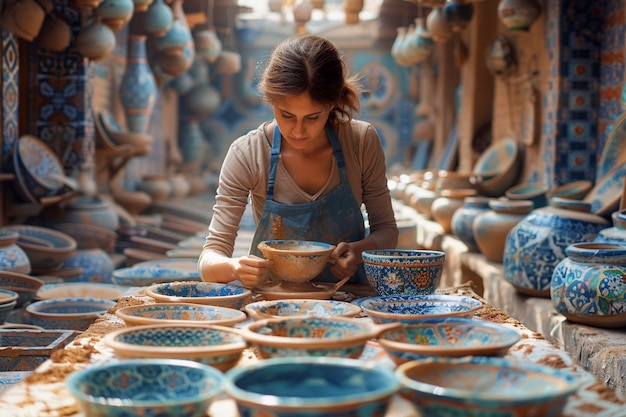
[443,0,474,32]
[426,7,453,42]
[75,15,117,60]
[194,29,222,63]
[403,18,434,66]
[391,27,410,67]
[497,0,542,31]
[95,0,134,31]
[133,0,153,12]
[119,35,158,134]
[143,0,173,37]
[485,35,517,78]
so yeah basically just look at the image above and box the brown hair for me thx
[257,34,361,126]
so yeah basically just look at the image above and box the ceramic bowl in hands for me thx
[244,299,362,321]
[396,356,582,417]
[358,294,483,324]
[239,316,397,359]
[25,297,115,331]
[66,358,224,417]
[115,302,247,327]
[257,240,335,284]
[377,318,521,365]
[361,249,445,296]
[145,281,251,310]
[104,323,247,372]
[225,356,400,417]
[111,266,187,287]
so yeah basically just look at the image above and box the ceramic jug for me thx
[503,197,609,297]
[551,242,626,328]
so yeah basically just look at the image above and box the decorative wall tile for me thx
[2,30,19,162]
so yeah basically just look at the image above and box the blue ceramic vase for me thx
[551,242,626,328]
[450,196,491,252]
[119,35,157,133]
[593,209,626,245]
[503,198,609,297]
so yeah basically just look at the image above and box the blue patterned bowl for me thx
[115,302,247,327]
[66,359,224,417]
[25,297,115,331]
[104,324,247,372]
[239,316,396,359]
[0,271,43,307]
[257,240,335,283]
[359,294,483,324]
[3,225,77,271]
[145,281,251,310]
[112,266,187,287]
[244,299,362,321]
[0,290,18,325]
[225,356,400,417]
[396,356,582,417]
[377,318,521,365]
[361,250,445,296]
[134,258,200,279]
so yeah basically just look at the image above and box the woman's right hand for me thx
[232,254,272,288]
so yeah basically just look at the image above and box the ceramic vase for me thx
[497,0,542,31]
[473,199,533,263]
[451,196,491,252]
[503,198,609,297]
[594,209,626,245]
[143,0,173,37]
[179,119,205,169]
[0,230,31,274]
[119,35,157,134]
[57,197,120,233]
[551,243,626,328]
[431,188,476,234]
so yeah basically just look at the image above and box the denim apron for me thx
[250,124,366,283]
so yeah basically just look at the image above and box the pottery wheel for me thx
[253,281,337,301]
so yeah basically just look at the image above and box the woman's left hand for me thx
[328,242,359,280]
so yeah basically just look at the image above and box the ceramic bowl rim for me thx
[145,281,252,304]
[395,356,582,404]
[0,288,19,305]
[257,240,335,256]
[244,298,362,320]
[66,358,225,406]
[115,302,247,327]
[359,295,483,320]
[25,297,115,319]
[361,249,446,265]
[224,356,400,408]
[4,225,77,253]
[104,323,248,356]
[239,316,384,348]
[377,317,521,356]
[0,271,44,291]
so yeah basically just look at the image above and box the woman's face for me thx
[272,92,332,151]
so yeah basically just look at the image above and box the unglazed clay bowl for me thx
[145,281,251,310]
[25,297,115,331]
[377,318,521,365]
[396,356,582,417]
[66,359,224,417]
[115,302,247,327]
[361,250,446,296]
[239,316,398,359]
[358,294,483,324]
[257,240,335,283]
[224,356,400,417]
[104,324,247,372]
[244,299,362,321]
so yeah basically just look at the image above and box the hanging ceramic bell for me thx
[426,7,453,42]
[75,15,117,60]
[182,82,221,118]
[194,29,222,64]
[143,0,173,37]
[37,15,72,52]
[497,0,542,31]
[95,0,134,31]
[442,0,474,32]
[403,18,434,66]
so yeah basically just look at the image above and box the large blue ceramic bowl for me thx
[361,249,445,296]
[112,266,188,287]
[25,297,115,331]
[377,318,521,365]
[358,294,483,324]
[224,356,400,417]
[396,356,582,417]
[239,316,392,359]
[145,281,251,310]
[66,359,224,417]
[244,299,362,321]
[115,302,247,327]
[104,324,247,372]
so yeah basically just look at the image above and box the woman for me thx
[198,34,398,287]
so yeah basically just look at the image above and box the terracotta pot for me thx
[431,188,476,234]
[0,0,46,41]
[37,16,72,52]
[344,0,364,24]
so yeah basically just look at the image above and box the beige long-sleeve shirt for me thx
[202,120,398,256]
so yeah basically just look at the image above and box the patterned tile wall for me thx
[1,31,19,164]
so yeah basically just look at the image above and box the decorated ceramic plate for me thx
[597,113,626,179]
[16,135,66,192]
[583,162,626,216]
